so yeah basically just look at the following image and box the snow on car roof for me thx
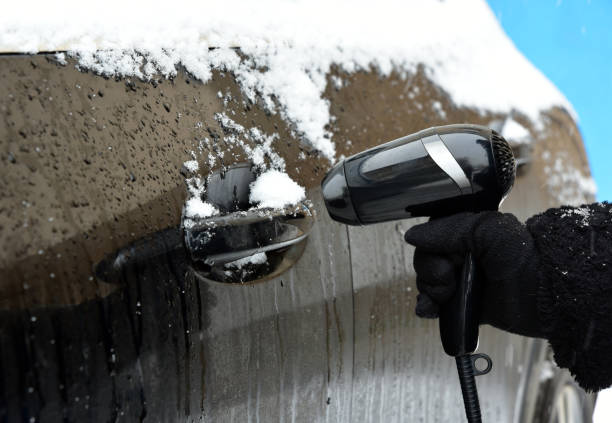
[1,0,574,162]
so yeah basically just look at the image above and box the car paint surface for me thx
[0,54,594,422]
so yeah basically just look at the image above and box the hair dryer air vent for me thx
[491,131,516,199]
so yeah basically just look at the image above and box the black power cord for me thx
[456,355,482,422]
[455,353,493,423]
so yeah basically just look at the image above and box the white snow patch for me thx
[183,160,199,173]
[208,154,216,168]
[215,112,245,134]
[0,0,576,161]
[249,169,305,209]
[594,387,612,423]
[184,197,218,220]
[560,206,592,227]
[543,152,597,206]
[501,117,531,144]
[224,252,267,269]
[212,113,286,170]
[330,75,344,90]
[54,52,67,65]
[182,172,218,228]
[431,101,447,119]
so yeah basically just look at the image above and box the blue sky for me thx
[486,0,612,201]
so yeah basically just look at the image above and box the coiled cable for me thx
[456,354,482,423]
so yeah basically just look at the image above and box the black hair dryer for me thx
[321,124,516,423]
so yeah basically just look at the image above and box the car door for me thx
[1,53,596,422]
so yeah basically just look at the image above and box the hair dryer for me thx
[321,124,516,423]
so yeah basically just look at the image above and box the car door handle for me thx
[184,202,314,266]
[95,202,313,285]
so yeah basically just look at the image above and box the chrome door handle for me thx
[184,202,314,266]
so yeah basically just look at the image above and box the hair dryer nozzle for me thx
[321,124,516,225]
[321,161,361,225]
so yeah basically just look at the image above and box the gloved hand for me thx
[404,211,546,339]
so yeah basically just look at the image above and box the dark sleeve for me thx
[526,201,612,392]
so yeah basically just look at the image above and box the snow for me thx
[54,52,67,65]
[224,252,267,269]
[3,0,593,222]
[0,0,575,162]
[560,206,592,227]
[180,112,296,220]
[543,152,598,205]
[183,160,199,173]
[501,117,531,144]
[184,197,218,220]
[595,387,612,423]
[213,113,286,170]
[215,112,245,134]
[181,167,219,228]
[249,169,305,209]
[431,101,447,119]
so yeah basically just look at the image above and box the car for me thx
[0,3,598,421]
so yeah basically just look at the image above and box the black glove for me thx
[404,211,546,339]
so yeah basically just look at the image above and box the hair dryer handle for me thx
[439,252,481,357]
